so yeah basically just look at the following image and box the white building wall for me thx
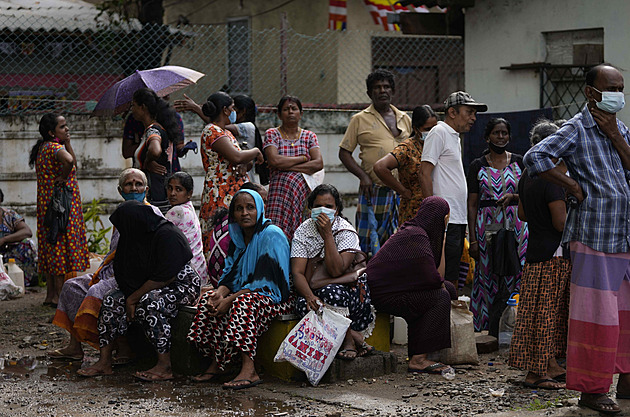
[465,0,630,120]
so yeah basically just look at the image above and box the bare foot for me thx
[77,358,112,377]
[408,354,449,373]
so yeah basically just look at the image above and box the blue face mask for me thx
[229,110,237,124]
[592,87,625,113]
[311,206,336,221]
[120,191,146,202]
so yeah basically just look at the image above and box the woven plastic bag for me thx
[439,300,479,365]
[274,306,351,385]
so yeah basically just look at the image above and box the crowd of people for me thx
[10,65,628,413]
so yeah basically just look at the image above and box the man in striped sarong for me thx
[524,64,630,415]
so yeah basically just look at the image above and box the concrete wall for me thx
[464,0,630,120]
[0,110,364,242]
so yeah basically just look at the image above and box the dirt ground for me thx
[1,289,628,417]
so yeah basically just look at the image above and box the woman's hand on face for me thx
[145,160,167,176]
[315,212,333,237]
[306,295,323,312]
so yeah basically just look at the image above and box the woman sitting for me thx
[77,201,200,381]
[367,196,456,374]
[205,182,268,288]
[0,188,38,286]
[292,184,375,360]
[165,172,210,286]
[51,168,156,361]
[188,189,292,389]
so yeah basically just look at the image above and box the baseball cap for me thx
[444,91,488,112]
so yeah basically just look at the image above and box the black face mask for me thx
[488,142,507,154]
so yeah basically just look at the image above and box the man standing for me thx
[420,91,487,289]
[339,70,412,254]
[524,64,630,414]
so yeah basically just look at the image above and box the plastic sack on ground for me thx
[274,306,351,385]
[0,264,23,301]
[439,300,479,365]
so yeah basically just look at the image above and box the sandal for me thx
[134,370,174,382]
[336,349,357,361]
[48,349,83,361]
[112,356,134,367]
[578,393,621,415]
[191,372,220,383]
[77,367,113,377]
[408,362,451,375]
[357,342,375,357]
[222,379,262,390]
[523,378,564,390]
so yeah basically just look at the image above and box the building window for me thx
[227,18,250,94]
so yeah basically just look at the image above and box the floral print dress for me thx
[199,124,246,258]
[36,141,89,276]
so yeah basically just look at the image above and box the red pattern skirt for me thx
[187,292,294,371]
[509,257,571,375]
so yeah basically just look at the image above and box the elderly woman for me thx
[509,120,571,390]
[165,172,210,286]
[0,188,38,286]
[197,92,263,260]
[292,184,375,360]
[264,95,323,240]
[374,105,438,224]
[367,196,456,374]
[188,190,292,389]
[51,168,157,361]
[77,201,200,381]
[467,118,528,333]
[29,113,89,307]
[129,88,183,213]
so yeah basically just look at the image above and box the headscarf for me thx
[366,196,450,294]
[111,200,193,297]
[219,189,290,303]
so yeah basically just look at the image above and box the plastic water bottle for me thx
[498,298,518,350]
[7,258,24,295]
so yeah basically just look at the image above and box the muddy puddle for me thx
[1,356,297,416]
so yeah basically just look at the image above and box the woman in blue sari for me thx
[188,189,293,389]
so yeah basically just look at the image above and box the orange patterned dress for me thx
[36,141,89,276]
[199,123,246,258]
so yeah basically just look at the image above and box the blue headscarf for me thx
[219,189,290,303]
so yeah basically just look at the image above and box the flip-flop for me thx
[48,349,83,361]
[191,372,220,383]
[77,367,113,377]
[357,342,375,357]
[408,362,451,375]
[134,370,174,382]
[523,378,564,390]
[578,394,621,415]
[336,349,357,361]
[222,379,262,390]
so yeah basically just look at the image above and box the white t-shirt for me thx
[421,121,467,225]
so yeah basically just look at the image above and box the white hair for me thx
[118,168,147,188]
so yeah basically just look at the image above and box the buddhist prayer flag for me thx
[362,0,446,31]
[329,0,347,31]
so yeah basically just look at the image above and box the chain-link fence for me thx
[0,10,464,115]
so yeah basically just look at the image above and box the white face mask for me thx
[592,87,625,113]
[311,206,336,221]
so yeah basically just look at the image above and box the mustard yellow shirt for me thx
[339,104,412,185]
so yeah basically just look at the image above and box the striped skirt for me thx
[566,241,630,393]
[509,257,571,375]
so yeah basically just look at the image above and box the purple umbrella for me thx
[91,65,205,117]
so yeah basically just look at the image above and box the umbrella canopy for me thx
[91,65,204,117]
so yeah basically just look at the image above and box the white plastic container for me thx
[6,258,24,295]
[392,316,408,344]
[498,298,518,350]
